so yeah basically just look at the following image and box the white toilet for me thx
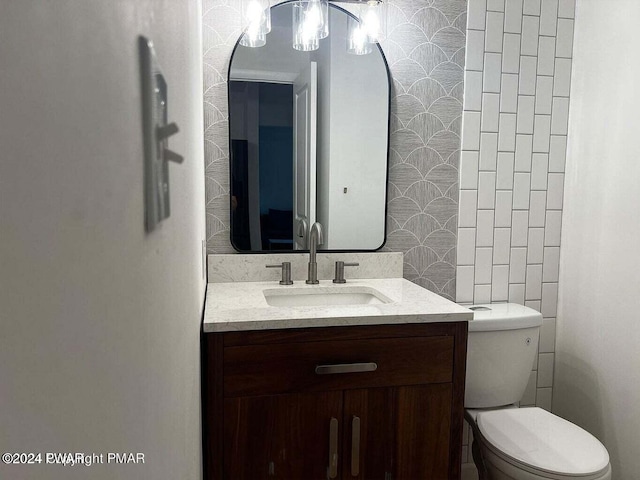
[465,303,611,480]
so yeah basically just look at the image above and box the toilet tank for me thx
[465,303,543,408]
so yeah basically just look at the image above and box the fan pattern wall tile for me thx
[202,0,467,300]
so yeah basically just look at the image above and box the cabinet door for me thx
[394,384,453,479]
[343,384,453,480]
[342,388,394,480]
[223,391,342,480]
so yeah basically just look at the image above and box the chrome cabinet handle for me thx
[315,363,378,375]
[329,417,339,479]
[351,416,361,477]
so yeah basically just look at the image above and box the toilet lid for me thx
[476,407,609,476]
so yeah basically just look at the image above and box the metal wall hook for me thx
[163,148,184,164]
[156,122,179,140]
[139,36,185,232]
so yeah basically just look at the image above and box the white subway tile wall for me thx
[482,93,501,131]
[486,12,505,52]
[500,73,519,111]
[498,114,517,150]
[533,117,551,153]
[535,77,554,114]
[516,95,535,133]
[523,0,541,16]
[504,1,523,33]
[539,0,558,36]
[460,151,481,189]
[459,0,574,465]
[515,134,533,171]
[521,16,540,55]
[487,0,505,12]
[538,36,556,75]
[480,132,499,169]
[484,53,503,92]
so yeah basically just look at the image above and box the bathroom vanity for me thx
[202,254,472,480]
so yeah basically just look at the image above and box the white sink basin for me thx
[263,286,392,307]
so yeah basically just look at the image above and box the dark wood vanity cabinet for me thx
[203,322,468,480]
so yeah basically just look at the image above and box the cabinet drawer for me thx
[223,336,454,397]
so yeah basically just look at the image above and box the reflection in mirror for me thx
[229,2,390,252]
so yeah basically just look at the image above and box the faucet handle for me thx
[333,261,359,284]
[266,262,293,285]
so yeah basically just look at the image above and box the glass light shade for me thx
[292,1,321,51]
[347,16,373,55]
[361,1,387,43]
[240,0,270,48]
[239,31,267,48]
[264,0,272,34]
[309,0,329,39]
[295,0,328,40]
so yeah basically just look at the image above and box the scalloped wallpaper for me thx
[203,0,467,300]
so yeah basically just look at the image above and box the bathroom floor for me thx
[462,463,479,480]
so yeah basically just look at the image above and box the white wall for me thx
[325,10,388,250]
[0,1,205,479]
[553,2,640,478]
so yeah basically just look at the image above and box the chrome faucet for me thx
[306,222,324,284]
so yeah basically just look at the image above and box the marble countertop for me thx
[203,278,472,333]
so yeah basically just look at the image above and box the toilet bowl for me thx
[465,407,611,480]
[464,304,611,480]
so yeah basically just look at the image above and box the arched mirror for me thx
[228,1,390,252]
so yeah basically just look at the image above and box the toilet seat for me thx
[475,407,610,478]
[479,443,611,480]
